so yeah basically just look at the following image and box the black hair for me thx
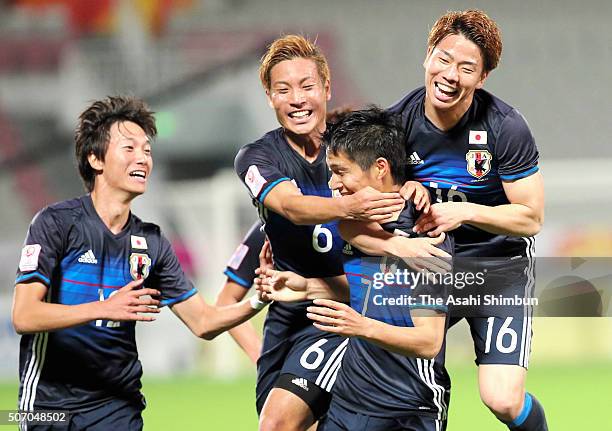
[74,95,156,192]
[324,106,407,184]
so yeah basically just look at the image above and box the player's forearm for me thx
[215,292,262,363]
[12,301,102,334]
[359,317,443,360]
[464,202,543,237]
[199,299,262,341]
[279,194,348,225]
[305,276,349,302]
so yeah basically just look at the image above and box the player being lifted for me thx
[363,9,545,431]
[234,35,445,430]
[257,107,453,431]
[12,96,269,430]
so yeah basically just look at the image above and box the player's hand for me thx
[255,267,308,302]
[399,181,431,213]
[307,299,368,337]
[98,278,161,322]
[413,202,475,237]
[393,233,452,274]
[342,186,405,222]
[258,238,274,271]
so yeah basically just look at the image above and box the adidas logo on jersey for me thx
[408,152,424,165]
[343,243,353,256]
[291,378,309,391]
[78,250,98,264]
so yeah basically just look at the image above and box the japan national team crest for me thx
[129,253,152,280]
[466,150,492,179]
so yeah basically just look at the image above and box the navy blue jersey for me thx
[15,195,197,412]
[235,128,344,328]
[223,221,266,289]
[334,202,452,420]
[389,87,539,257]
[234,128,343,278]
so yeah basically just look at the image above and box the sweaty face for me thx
[327,150,380,196]
[424,34,488,117]
[266,58,330,139]
[92,121,152,197]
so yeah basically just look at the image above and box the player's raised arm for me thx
[12,279,160,334]
[234,145,405,226]
[307,299,446,359]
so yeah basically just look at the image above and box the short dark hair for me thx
[324,106,407,184]
[74,96,157,192]
[428,9,502,73]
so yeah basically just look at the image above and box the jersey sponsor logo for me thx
[466,150,492,179]
[291,377,309,391]
[131,235,148,250]
[78,249,98,264]
[469,130,488,145]
[408,151,425,165]
[245,165,267,197]
[130,253,152,280]
[228,243,249,270]
[19,244,41,271]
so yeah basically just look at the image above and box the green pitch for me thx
[1,362,610,430]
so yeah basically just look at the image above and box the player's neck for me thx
[90,188,134,234]
[284,129,323,163]
[424,97,472,132]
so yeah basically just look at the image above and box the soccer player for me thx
[216,221,266,364]
[12,96,268,430]
[257,107,453,431]
[383,9,545,431]
[234,35,443,431]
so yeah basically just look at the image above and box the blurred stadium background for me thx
[0,0,611,429]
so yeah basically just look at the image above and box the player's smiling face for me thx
[266,58,330,140]
[423,34,488,118]
[327,150,382,196]
[89,121,153,197]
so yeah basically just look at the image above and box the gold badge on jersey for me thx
[129,253,152,280]
[466,150,492,179]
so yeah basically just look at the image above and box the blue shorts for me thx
[318,399,447,431]
[450,257,535,368]
[256,322,347,417]
[21,397,144,431]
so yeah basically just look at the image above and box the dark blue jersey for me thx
[15,195,197,411]
[234,128,343,278]
[334,202,452,420]
[235,128,344,331]
[223,221,266,289]
[389,87,539,257]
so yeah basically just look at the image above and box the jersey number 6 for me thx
[312,224,333,253]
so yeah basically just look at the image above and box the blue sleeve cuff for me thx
[160,287,198,308]
[15,272,51,286]
[224,269,251,289]
[499,166,539,181]
[259,177,291,203]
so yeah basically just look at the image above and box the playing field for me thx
[1,361,610,430]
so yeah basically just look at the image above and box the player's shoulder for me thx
[382,201,419,237]
[387,87,426,115]
[33,196,87,225]
[235,128,285,166]
[130,213,162,237]
[476,89,528,131]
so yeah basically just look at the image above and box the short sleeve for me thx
[149,234,197,307]
[495,109,540,181]
[234,143,291,203]
[15,208,64,287]
[224,221,266,289]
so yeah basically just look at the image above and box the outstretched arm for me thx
[12,279,160,334]
[171,291,267,341]
[255,268,349,302]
